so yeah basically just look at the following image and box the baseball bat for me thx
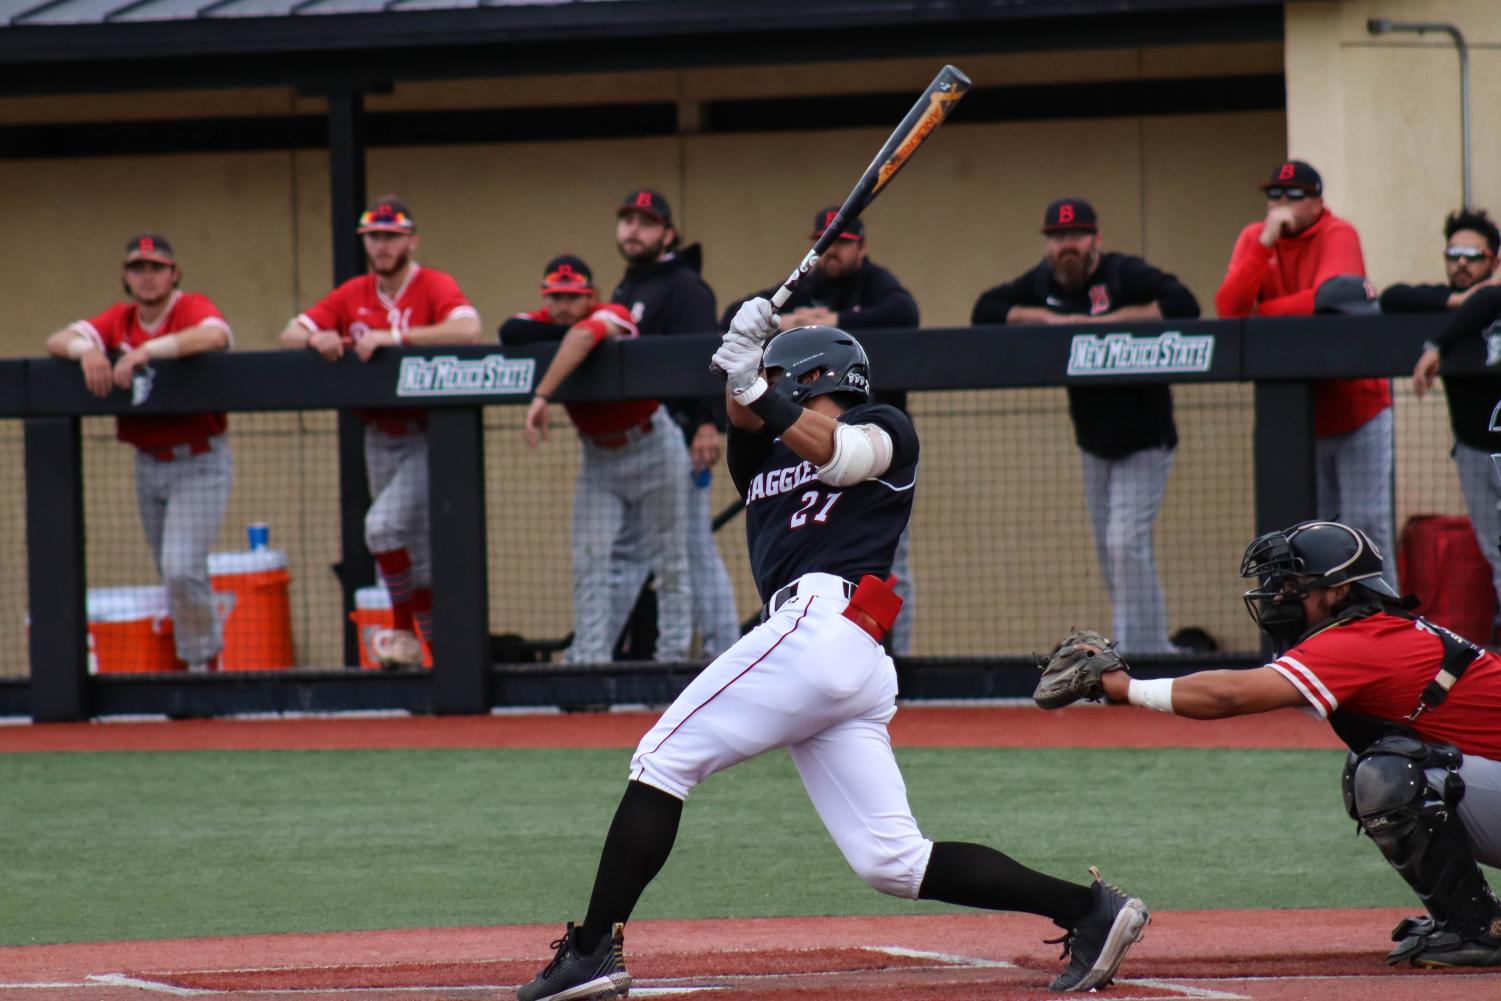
[713,64,971,372]
[772,64,971,309]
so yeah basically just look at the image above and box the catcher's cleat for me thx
[371,628,423,670]
[1047,867,1150,992]
[1405,929,1501,968]
[516,922,631,1001]
[1387,915,1437,964]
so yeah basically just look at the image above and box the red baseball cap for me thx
[540,254,594,294]
[358,197,416,234]
[123,232,175,266]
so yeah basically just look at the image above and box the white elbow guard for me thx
[816,423,894,487]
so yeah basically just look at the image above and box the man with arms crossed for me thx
[973,198,1199,654]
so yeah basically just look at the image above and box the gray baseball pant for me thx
[1453,442,1501,631]
[1426,753,1501,867]
[364,427,431,586]
[1080,444,1175,655]
[686,470,742,658]
[887,523,915,656]
[134,435,233,665]
[568,408,692,663]
[610,461,740,660]
[1315,406,1396,592]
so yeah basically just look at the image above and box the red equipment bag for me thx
[1398,514,1498,648]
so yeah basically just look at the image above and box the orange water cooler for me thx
[350,585,433,669]
[209,550,295,670]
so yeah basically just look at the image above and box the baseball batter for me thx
[516,300,1148,1001]
[502,254,691,663]
[278,197,481,668]
[46,233,234,673]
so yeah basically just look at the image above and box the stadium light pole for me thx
[1367,18,1471,209]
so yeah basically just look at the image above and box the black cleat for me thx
[1407,930,1501,969]
[1047,867,1150,992]
[516,922,631,1001]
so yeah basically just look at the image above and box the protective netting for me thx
[3,374,1479,682]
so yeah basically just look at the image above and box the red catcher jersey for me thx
[1270,612,1501,760]
[71,291,232,453]
[519,303,657,436]
[295,264,480,435]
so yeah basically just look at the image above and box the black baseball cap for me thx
[1314,275,1379,316]
[618,189,672,226]
[811,206,865,241]
[1041,198,1097,234]
[124,232,175,265]
[358,197,416,234]
[1260,160,1323,195]
[540,254,594,294]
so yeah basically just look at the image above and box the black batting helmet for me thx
[761,325,871,405]
[1240,520,1397,648]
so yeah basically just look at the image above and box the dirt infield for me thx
[8,706,1482,1000]
[3,910,1498,1000]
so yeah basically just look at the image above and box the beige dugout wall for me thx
[1,19,1481,671]
[1283,0,1501,570]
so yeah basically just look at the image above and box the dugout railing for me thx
[2,313,1459,721]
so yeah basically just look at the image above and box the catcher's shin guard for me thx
[1343,737,1501,941]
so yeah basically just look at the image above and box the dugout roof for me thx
[0,0,1280,96]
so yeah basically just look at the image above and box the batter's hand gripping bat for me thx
[712,64,971,372]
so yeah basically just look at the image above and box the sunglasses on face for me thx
[1445,246,1494,262]
[1264,187,1311,202]
[124,261,170,273]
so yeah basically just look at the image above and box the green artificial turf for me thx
[0,745,1451,946]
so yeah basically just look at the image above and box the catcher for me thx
[1035,520,1501,968]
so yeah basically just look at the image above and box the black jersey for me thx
[727,402,918,602]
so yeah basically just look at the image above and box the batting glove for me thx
[711,335,763,396]
[730,297,779,343]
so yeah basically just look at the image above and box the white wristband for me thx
[143,334,181,360]
[1127,677,1175,713]
[66,333,99,360]
[390,328,404,346]
[732,375,768,406]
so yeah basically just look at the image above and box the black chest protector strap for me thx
[1406,618,1484,723]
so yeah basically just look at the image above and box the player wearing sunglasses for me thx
[1216,159,1396,595]
[1391,209,1501,646]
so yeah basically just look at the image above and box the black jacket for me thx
[971,252,1200,459]
[612,244,723,437]
[1384,283,1501,450]
[722,260,919,411]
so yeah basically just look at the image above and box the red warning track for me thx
[0,704,1341,753]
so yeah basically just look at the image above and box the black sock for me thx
[576,781,683,953]
[918,841,1093,928]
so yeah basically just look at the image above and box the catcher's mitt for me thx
[1033,628,1128,709]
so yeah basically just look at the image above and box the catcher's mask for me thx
[762,325,871,406]
[1240,520,1397,650]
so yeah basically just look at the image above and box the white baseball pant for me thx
[629,572,934,899]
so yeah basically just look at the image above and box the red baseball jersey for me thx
[519,303,658,436]
[1270,612,1501,760]
[296,264,480,436]
[71,291,232,453]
